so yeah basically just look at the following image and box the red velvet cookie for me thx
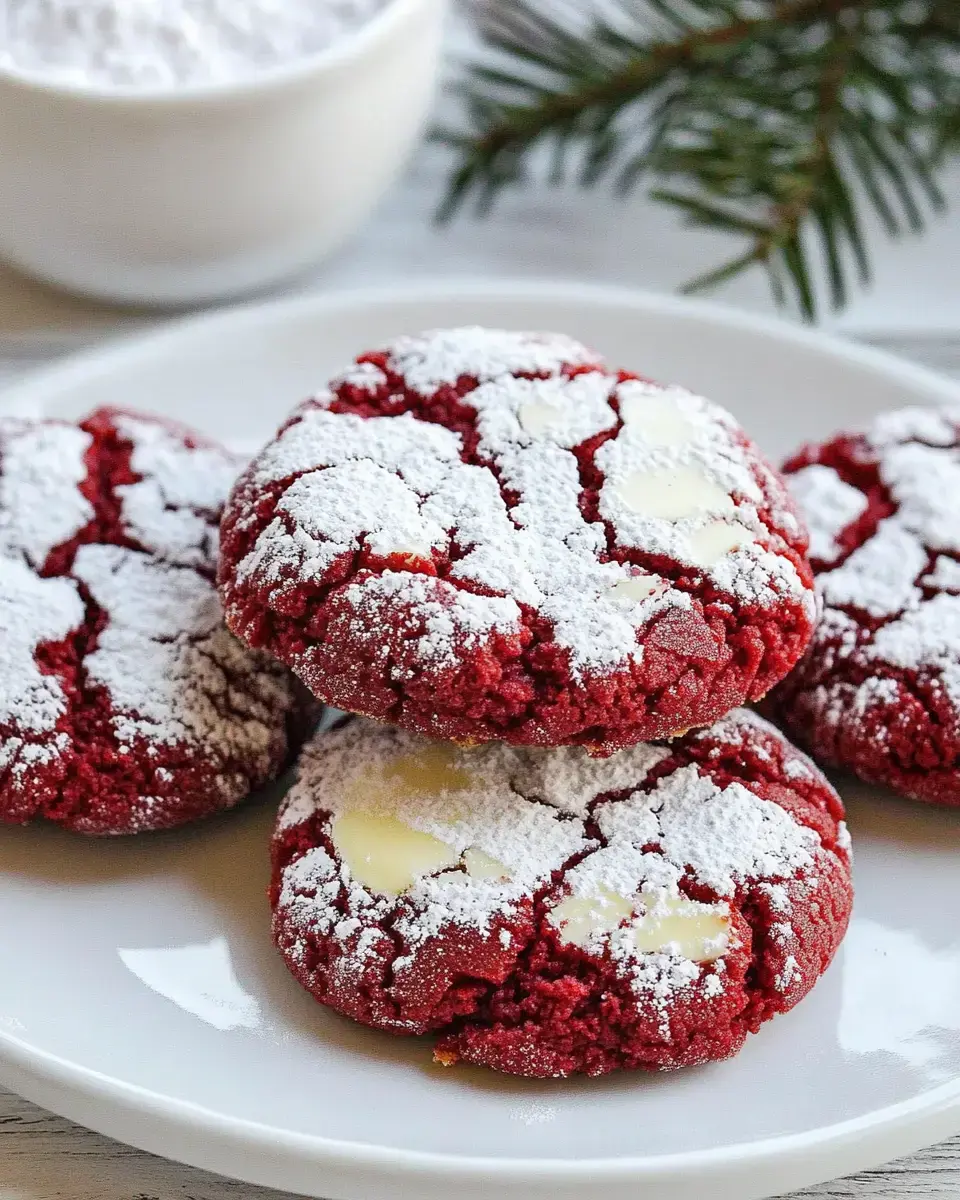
[219,327,815,753]
[0,408,307,835]
[270,709,851,1078]
[772,405,960,806]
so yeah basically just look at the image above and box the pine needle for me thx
[440,0,960,320]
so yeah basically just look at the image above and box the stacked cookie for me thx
[216,328,854,1078]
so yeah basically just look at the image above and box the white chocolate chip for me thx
[615,467,735,522]
[463,847,511,881]
[346,744,476,809]
[551,885,730,962]
[332,746,482,895]
[550,886,633,946]
[609,574,663,604]
[686,522,756,568]
[631,893,730,961]
[331,747,528,895]
[331,810,460,897]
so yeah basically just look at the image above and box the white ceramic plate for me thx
[2,282,960,1200]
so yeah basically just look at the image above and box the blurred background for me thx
[0,0,958,362]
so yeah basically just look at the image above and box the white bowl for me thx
[0,0,445,306]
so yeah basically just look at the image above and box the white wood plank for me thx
[0,1087,291,1200]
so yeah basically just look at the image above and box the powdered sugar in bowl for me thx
[0,0,444,305]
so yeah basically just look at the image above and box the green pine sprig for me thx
[437,0,960,320]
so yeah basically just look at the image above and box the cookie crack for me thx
[785,437,893,573]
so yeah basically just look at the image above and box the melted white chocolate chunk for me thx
[631,893,730,961]
[687,522,756,568]
[550,887,633,945]
[518,402,562,437]
[609,574,663,604]
[332,815,513,897]
[346,744,476,810]
[619,394,697,447]
[551,886,730,962]
[333,746,484,895]
[331,746,520,896]
[463,847,511,881]
[615,467,735,522]
[332,811,460,896]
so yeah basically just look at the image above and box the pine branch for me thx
[439,0,960,319]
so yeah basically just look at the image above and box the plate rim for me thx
[3,278,960,1198]
[5,278,960,411]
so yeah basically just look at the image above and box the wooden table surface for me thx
[2,329,959,1200]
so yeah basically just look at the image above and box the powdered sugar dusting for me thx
[116,415,238,568]
[758,882,791,914]
[694,707,823,784]
[881,439,960,552]
[0,410,301,832]
[470,371,617,454]
[74,544,288,761]
[788,464,868,566]
[784,756,814,782]
[867,405,960,450]
[694,705,773,746]
[868,593,960,710]
[594,765,817,897]
[0,557,83,750]
[0,419,92,567]
[236,328,811,682]
[381,327,602,397]
[333,361,385,393]
[341,571,523,668]
[509,741,670,817]
[0,419,91,776]
[923,556,960,592]
[820,521,926,618]
[596,386,803,607]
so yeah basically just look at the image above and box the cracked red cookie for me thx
[771,404,960,806]
[270,708,851,1078]
[0,407,309,835]
[219,327,816,753]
